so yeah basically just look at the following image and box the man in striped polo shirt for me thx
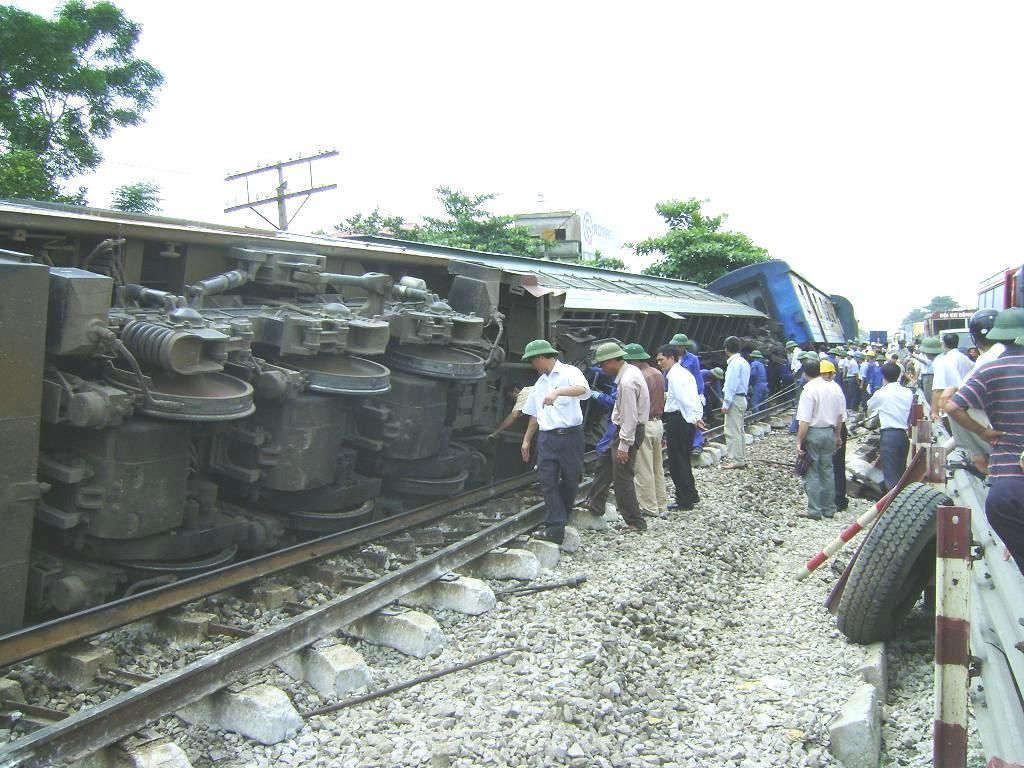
[946,308,1024,571]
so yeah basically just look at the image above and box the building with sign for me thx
[923,309,975,339]
[512,210,617,262]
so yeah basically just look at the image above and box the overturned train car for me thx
[0,201,766,629]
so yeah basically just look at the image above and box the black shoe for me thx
[623,519,647,533]
[667,502,680,511]
[533,528,565,545]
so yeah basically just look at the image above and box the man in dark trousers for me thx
[580,342,650,532]
[656,345,705,510]
[520,339,591,544]
[865,362,913,493]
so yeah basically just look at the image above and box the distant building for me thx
[512,210,617,263]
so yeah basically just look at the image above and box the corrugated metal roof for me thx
[0,201,765,320]
[350,236,766,319]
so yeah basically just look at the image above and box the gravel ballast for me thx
[163,429,911,768]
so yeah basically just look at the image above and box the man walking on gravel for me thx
[795,359,846,519]
[623,343,669,517]
[721,335,750,469]
[581,343,650,532]
[657,345,705,510]
[520,340,591,544]
[866,362,913,493]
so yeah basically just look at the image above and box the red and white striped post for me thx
[934,504,972,768]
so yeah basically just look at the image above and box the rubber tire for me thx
[835,482,951,644]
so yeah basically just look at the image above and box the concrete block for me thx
[460,548,540,581]
[693,451,715,469]
[42,643,115,691]
[278,643,369,697]
[82,739,194,768]
[523,539,561,570]
[568,508,608,531]
[770,418,789,430]
[0,678,25,704]
[828,683,880,768]
[159,611,217,647]
[743,433,755,446]
[346,609,446,658]
[401,576,496,615]
[178,683,302,745]
[302,561,353,591]
[560,526,582,553]
[382,533,417,562]
[246,583,296,610]
[856,642,887,701]
[409,526,445,546]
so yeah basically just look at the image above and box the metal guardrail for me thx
[947,467,1024,765]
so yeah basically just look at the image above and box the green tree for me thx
[334,207,412,237]
[572,250,626,271]
[902,307,928,324]
[335,187,540,256]
[111,179,160,212]
[0,1,163,200]
[418,186,538,256]
[926,295,958,312]
[632,198,770,285]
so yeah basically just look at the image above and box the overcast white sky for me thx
[15,1,1024,331]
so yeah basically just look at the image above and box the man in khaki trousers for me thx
[622,344,668,516]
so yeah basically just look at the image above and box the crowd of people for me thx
[505,308,1023,573]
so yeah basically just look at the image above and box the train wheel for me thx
[835,482,950,644]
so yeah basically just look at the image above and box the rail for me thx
[0,469,545,670]
[0,502,551,767]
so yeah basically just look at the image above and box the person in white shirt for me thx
[931,332,973,418]
[866,362,914,492]
[786,340,803,374]
[656,345,705,511]
[795,359,846,519]
[520,340,591,544]
[720,336,751,469]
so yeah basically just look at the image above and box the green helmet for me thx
[986,308,1024,342]
[711,367,725,380]
[669,333,689,346]
[521,339,559,361]
[749,350,764,359]
[622,343,649,361]
[919,336,943,355]
[798,351,820,363]
[785,340,797,349]
[594,342,626,363]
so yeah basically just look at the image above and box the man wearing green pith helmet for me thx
[519,339,591,544]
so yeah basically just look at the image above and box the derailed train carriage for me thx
[0,200,766,630]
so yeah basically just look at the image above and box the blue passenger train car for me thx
[830,294,859,342]
[707,260,846,346]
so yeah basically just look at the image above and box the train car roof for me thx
[707,258,834,298]
[0,200,766,320]
[347,235,765,318]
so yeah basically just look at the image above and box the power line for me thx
[224,149,338,231]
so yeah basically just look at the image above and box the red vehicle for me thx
[977,265,1023,311]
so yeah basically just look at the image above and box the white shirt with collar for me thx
[664,364,703,424]
[935,347,974,389]
[866,381,914,430]
[522,360,591,431]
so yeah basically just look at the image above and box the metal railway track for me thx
[0,469,545,671]
[0,501,554,766]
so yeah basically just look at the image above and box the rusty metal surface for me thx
[0,469,539,670]
[0,503,547,767]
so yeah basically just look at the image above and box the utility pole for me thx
[224,149,338,230]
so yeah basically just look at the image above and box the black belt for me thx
[542,425,582,435]
[880,427,907,432]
